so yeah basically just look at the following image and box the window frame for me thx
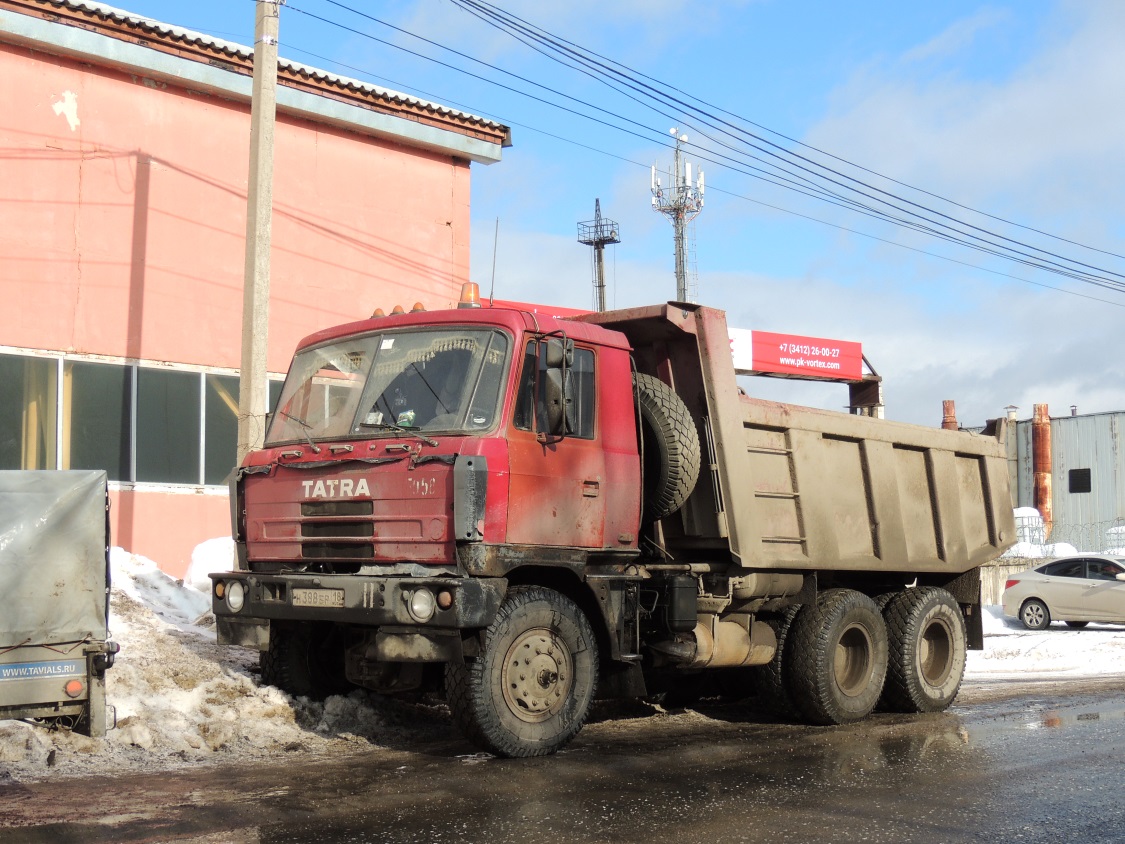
[0,348,284,489]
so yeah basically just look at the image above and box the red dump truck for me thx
[211,289,1015,757]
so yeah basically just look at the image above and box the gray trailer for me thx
[0,471,118,737]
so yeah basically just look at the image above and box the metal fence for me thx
[981,515,1125,606]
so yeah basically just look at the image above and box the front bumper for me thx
[209,571,506,634]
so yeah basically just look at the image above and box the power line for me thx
[277,40,1125,310]
[451,0,1125,265]
[447,0,1125,287]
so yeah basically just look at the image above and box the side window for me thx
[569,348,596,439]
[1088,560,1124,581]
[1042,559,1085,578]
[512,341,596,439]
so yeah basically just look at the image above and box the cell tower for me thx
[577,198,620,312]
[651,128,704,302]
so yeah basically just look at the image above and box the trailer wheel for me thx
[445,586,598,758]
[788,589,888,725]
[635,373,701,521]
[879,587,966,713]
[260,622,352,700]
[754,604,802,719]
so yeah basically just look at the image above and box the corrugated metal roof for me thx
[35,0,506,134]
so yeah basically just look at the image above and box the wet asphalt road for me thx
[2,678,1124,844]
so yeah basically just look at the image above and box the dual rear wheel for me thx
[766,586,967,723]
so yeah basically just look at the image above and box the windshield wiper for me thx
[279,411,322,454]
[356,420,438,447]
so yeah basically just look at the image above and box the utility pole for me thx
[651,128,704,302]
[577,199,620,312]
[237,0,280,461]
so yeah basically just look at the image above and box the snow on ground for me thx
[0,545,448,783]
[966,605,1125,681]
[1,539,1124,784]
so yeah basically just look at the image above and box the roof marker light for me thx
[411,302,425,312]
[391,305,405,315]
[458,282,481,308]
[371,307,386,318]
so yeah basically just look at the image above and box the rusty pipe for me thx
[1032,403,1053,540]
[941,400,959,430]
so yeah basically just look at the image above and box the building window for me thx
[0,354,57,470]
[65,361,132,482]
[205,375,240,486]
[1069,468,1092,494]
[137,368,200,484]
[0,350,282,487]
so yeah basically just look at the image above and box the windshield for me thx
[266,328,510,445]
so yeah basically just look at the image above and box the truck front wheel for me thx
[880,587,967,713]
[445,586,599,758]
[788,589,888,725]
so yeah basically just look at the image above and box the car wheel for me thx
[1019,598,1050,631]
[1065,620,1089,629]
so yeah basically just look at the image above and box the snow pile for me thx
[965,605,1125,680]
[0,545,447,783]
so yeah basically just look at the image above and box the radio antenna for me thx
[489,217,499,305]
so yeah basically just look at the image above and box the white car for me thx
[1002,555,1125,630]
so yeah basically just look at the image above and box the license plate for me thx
[292,588,345,608]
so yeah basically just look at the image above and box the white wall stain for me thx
[51,91,81,132]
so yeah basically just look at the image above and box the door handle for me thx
[582,480,600,498]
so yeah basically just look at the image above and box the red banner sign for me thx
[730,329,863,381]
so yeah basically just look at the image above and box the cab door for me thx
[506,339,605,548]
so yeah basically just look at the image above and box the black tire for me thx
[260,623,353,700]
[635,373,701,521]
[754,604,802,719]
[445,586,599,758]
[1065,620,1089,629]
[880,587,967,713]
[788,589,888,725]
[1019,598,1050,631]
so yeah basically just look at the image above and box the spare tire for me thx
[635,372,701,521]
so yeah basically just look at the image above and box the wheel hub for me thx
[501,627,573,723]
[834,622,874,697]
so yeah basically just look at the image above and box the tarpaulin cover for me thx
[0,471,109,645]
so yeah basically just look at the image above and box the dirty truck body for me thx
[211,299,1014,757]
[0,470,118,737]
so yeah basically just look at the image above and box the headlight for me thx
[408,588,436,622]
[226,580,246,613]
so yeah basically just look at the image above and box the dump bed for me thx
[576,303,1015,574]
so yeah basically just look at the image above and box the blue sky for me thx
[119,0,1125,426]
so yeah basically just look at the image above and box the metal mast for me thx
[651,128,704,302]
[577,199,620,312]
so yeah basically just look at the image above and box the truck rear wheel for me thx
[445,586,599,758]
[754,604,802,719]
[879,587,966,713]
[260,622,352,700]
[788,589,888,725]
[635,373,701,521]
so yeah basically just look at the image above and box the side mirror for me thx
[538,336,574,439]
[543,337,572,368]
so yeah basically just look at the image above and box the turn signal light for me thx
[458,282,481,308]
